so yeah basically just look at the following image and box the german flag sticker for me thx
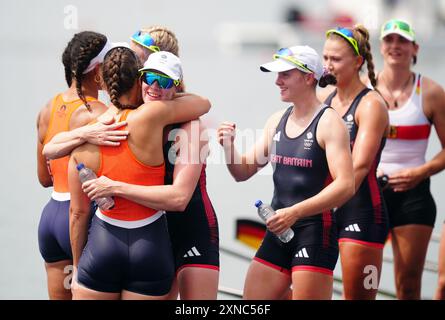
[235,219,266,250]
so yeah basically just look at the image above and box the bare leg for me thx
[121,290,170,300]
[391,225,433,299]
[45,260,72,300]
[339,242,383,300]
[243,260,291,300]
[72,279,120,300]
[177,267,219,300]
[292,270,333,300]
[435,223,445,300]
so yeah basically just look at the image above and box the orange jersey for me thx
[97,109,165,221]
[43,94,96,193]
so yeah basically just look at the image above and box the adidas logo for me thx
[183,246,201,258]
[345,224,361,232]
[273,131,281,142]
[295,248,309,258]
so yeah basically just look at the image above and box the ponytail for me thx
[353,24,377,88]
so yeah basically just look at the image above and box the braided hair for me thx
[61,38,75,87]
[102,47,141,110]
[70,31,107,111]
[352,24,378,88]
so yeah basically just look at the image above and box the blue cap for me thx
[76,163,85,171]
[254,200,263,208]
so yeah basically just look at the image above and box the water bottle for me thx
[76,163,114,210]
[255,200,294,243]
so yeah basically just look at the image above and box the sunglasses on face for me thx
[140,71,180,89]
[326,27,360,56]
[130,31,161,53]
[273,48,314,74]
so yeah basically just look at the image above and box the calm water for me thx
[1,0,445,299]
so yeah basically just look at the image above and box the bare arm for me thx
[36,104,53,187]
[389,79,445,191]
[418,79,445,178]
[217,110,284,181]
[82,120,206,212]
[68,154,92,268]
[43,117,128,160]
[267,109,355,234]
[352,93,388,191]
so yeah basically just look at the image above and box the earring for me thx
[94,74,101,83]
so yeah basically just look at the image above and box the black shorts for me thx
[255,220,339,276]
[167,197,219,272]
[383,178,436,228]
[77,215,175,296]
[336,210,389,248]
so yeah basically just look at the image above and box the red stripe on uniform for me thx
[253,257,291,275]
[367,160,382,224]
[292,265,333,276]
[388,124,431,140]
[323,175,333,248]
[177,264,220,275]
[199,165,218,244]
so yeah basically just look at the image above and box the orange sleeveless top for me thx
[97,109,165,221]
[43,94,96,193]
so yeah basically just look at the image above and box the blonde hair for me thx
[140,25,180,56]
[352,24,377,88]
[327,24,377,87]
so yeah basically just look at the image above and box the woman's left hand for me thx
[82,176,119,200]
[266,208,298,235]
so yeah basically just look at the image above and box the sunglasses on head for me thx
[130,31,160,53]
[381,20,415,41]
[273,48,314,74]
[140,71,180,89]
[326,27,360,56]
[383,20,412,33]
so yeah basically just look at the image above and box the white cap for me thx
[139,51,182,80]
[260,45,324,80]
[380,19,416,42]
[83,38,113,74]
[83,40,131,75]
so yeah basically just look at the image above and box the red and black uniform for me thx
[324,88,389,248]
[255,106,338,276]
[164,125,220,274]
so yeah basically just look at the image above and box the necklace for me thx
[379,72,413,109]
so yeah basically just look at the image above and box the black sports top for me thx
[270,106,334,225]
[324,88,386,223]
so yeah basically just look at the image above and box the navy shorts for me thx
[38,198,72,263]
[77,215,175,296]
[255,220,339,275]
[383,178,436,228]
[167,197,219,272]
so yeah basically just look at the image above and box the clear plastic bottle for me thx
[77,163,114,210]
[255,200,294,243]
